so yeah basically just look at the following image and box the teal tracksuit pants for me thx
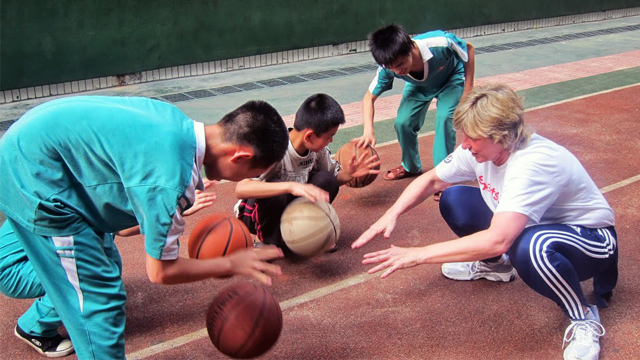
[0,220,127,359]
[396,75,464,173]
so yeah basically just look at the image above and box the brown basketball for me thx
[335,143,380,188]
[188,214,251,259]
[206,282,283,359]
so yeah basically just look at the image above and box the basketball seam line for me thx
[319,203,339,250]
[214,289,239,347]
[237,286,269,356]
[222,218,233,256]
[195,218,228,258]
[241,222,250,248]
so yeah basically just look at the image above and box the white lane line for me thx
[127,329,209,360]
[600,174,640,194]
[279,273,374,311]
[127,84,640,359]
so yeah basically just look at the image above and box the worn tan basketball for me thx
[206,282,283,359]
[335,142,380,188]
[280,197,340,257]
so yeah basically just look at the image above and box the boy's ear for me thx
[303,129,315,142]
[229,149,254,163]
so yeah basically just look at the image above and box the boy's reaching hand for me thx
[345,148,381,179]
[183,179,216,217]
[290,182,330,203]
[227,245,284,285]
[355,132,377,148]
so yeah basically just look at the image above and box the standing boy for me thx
[0,96,289,359]
[235,93,379,254]
[357,24,475,194]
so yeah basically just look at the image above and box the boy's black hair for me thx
[369,24,413,68]
[218,100,288,168]
[293,93,345,135]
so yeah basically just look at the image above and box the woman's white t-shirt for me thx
[435,134,614,228]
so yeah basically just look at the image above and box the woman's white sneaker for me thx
[563,305,605,360]
[441,254,516,282]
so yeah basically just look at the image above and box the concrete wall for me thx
[1,0,637,90]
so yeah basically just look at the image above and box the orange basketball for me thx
[206,282,282,359]
[335,143,380,188]
[188,214,251,259]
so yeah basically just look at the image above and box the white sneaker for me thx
[563,305,605,360]
[441,254,516,282]
[233,200,242,218]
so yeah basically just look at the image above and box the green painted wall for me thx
[0,0,636,90]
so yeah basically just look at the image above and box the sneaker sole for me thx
[14,328,74,358]
[442,270,517,283]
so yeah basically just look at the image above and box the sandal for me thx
[382,165,422,181]
[433,191,442,202]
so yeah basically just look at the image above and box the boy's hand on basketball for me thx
[351,213,397,249]
[362,245,420,278]
[290,183,330,203]
[227,246,283,286]
[345,151,381,179]
[354,133,376,148]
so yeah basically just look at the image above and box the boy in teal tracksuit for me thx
[356,24,475,191]
[0,96,288,359]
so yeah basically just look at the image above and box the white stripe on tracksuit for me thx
[52,235,84,313]
[529,228,616,319]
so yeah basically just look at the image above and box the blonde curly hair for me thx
[453,84,532,152]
